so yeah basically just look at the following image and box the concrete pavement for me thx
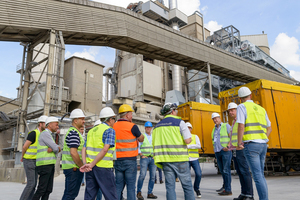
[1,163,299,200]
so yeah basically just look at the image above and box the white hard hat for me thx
[38,115,48,123]
[70,109,85,119]
[186,122,193,129]
[94,119,101,127]
[211,112,220,119]
[238,86,252,98]
[45,116,59,126]
[227,102,238,110]
[99,107,116,119]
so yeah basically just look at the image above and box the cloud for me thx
[270,33,300,67]
[201,5,208,15]
[204,21,223,35]
[93,0,201,16]
[67,47,101,61]
[296,25,300,33]
[290,70,300,81]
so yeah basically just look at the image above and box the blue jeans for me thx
[161,162,195,200]
[244,142,268,200]
[189,160,202,192]
[155,167,163,181]
[62,168,84,200]
[85,167,117,200]
[114,159,137,200]
[137,157,157,194]
[233,149,253,197]
[215,150,232,192]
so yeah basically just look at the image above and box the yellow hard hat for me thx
[119,104,134,114]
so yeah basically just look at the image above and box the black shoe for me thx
[155,180,157,184]
[233,194,246,200]
[216,187,225,192]
[244,198,254,200]
[196,190,201,198]
[218,190,232,196]
[160,180,164,184]
[147,193,157,199]
[137,192,144,200]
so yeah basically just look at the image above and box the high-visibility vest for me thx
[243,101,268,141]
[140,133,153,156]
[23,129,40,159]
[86,123,115,168]
[62,127,84,169]
[231,121,238,146]
[188,134,199,158]
[36,129,57,166]
[211,123,230,148]
[113,120,138,158]
[152,115,189,169]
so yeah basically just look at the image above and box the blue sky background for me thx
[0,0,300,99]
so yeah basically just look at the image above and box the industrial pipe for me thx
[169,0,177,9]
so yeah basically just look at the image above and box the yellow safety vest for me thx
[231,121,238,146]
[86,123,115,168]
[188,134,200,158]
[24,129,40,159]
[153,115,189,169]
[211,123,230,148]
[36,130,57,166]
[140,133,153,156]
[243,101,268,141]
[62,127,84,169]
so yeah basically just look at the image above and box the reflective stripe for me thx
[25,152,36,155]
[37,149,48,153]
[28,146,37,149]
[154,145,187,149]
[244,130,266,135]
[86,147,114,154]
[231,140,238,143]
[245,123,267,129]
[154,152,189,156]
[189,151,198,154]
[62,151,82,155]
[62,160,75,165]
[36,157,56,162]
[140,147,152,149]
[141,151,151,155]
[220,136,229,138]
[87,154,113,161]
[116,147,138,152]
[116,138,136,143]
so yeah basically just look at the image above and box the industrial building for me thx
[0,0,298,182]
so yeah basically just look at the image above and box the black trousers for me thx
[32,164,55,200]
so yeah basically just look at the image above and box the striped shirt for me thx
[66,127,80,148]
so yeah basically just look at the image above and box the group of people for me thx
[19,85,271,200]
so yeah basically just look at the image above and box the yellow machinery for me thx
[219,79,300,171]
[177,101,221,156]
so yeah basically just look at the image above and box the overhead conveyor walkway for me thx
[0,0,296,84]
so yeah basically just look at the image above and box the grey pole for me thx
[207,62,213,104]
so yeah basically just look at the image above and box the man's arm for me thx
[131,125,144,142]
[187,135,201,149]
[266,126,272,137]
[180,121,192,144]
[70,148,84,168]
[137,134,144,142]
[237,123,245,149]
[88,144,110,168]
[21,140,32,162]
[184,138,192,145]
[43,132,60,153]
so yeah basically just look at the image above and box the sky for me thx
[0,0,300,99]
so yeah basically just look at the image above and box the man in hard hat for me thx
[211,112,232,196]
[227,102,254,200]
[20,115,47,200]
[186,122,202,198]
[62,109,86,200]
[137,121,158,200]
[152,102,194,200]
[113,104,144,200]
[80,107,118,200]
[33,117,61,200]
[236,87,272,200]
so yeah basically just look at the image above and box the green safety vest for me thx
[86,123,115,168]
[62,127,84,169]
[188,134,200,158]
[36,129,57,166]
[243,101,268,141]
[23,129,40,159]
[153,115,189,169]
[231,121,238,146]
[211,123,230,148]
[140,133,153,156]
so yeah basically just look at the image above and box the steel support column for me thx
[207,62,213,104]
[44,29,56,116]
[57,31,65,111]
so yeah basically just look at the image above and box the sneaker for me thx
[155,180,157,184]
[218,190,232,196]
[196,190,201,198]
[216,187,225,192]
[175,178,179,182]
[233,194,246,200]
[147,193,157,199]
[160,180,164,184]
[137,192,144,200]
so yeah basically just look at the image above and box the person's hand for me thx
[236,144,244,150]
[222,147,228,151]
[47,147,53,153]
[142,155,147,159]
[80,163,93,172]
[20,158,23,162]
[58,147,61,152]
